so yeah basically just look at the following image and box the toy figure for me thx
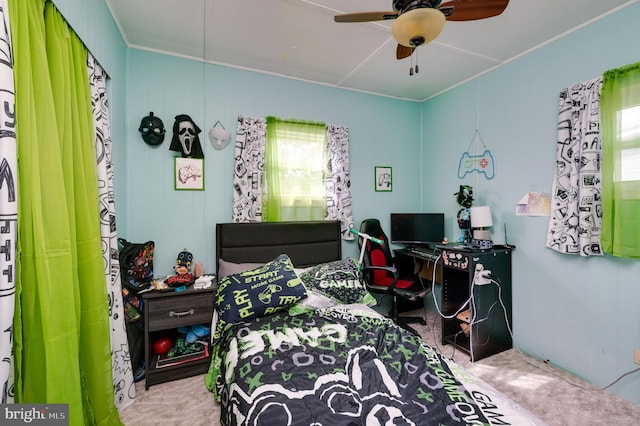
[455,185,474,243]
[165,249,195,287]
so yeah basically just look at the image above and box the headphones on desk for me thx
[457,208,471,230]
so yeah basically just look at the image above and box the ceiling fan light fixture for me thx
[391,8,446,47]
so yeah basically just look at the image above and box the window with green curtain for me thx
[601,62,640,257]
[263,116,327,222]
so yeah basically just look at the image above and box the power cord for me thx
[451,330,466,360]
[430,277,471,320]
[480,275,513,339]
[482,274,640,392]
[512,347,640,392]
[410,250,447,354]
[426,262,640,391]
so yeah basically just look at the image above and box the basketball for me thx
[153,336,173,355]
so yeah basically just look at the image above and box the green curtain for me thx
[10,0,121,424]
[601,62,640,257]
[263,116,327,221]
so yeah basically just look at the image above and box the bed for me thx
[205,220,543,425]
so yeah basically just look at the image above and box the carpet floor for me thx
[119,309,640,425]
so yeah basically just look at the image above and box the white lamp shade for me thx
[391,8,446,48]
[470,206,493,228]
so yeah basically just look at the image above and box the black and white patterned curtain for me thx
[326,124,354,239]
[546,77,603,256]
[88,53,136,409]
[232,116,354,239]
[232,116,267,222]
[0,0,17,404]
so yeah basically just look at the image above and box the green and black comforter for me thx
[205,306,541,425]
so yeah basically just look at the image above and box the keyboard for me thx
[435,243,483,253]
[407,247,440,261]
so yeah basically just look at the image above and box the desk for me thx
[394,247,442,285]
[439,245,513,362]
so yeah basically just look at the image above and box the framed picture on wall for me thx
[375,166,392,192]
[175,157,204,190]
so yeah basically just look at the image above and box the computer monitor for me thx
[390,213,445,246]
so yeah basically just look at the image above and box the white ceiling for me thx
[106,0,638,102]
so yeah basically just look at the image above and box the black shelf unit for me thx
[439,246,513,362]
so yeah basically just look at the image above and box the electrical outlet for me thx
[634,349,640,365]
[475,269,491,285]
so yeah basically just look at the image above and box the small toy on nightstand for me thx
[193,274,215,289]
[165,248,195,288]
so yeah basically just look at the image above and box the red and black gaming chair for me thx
[357,218,430,334]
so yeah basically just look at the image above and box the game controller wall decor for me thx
[457,129,495,180]
[458,150,495,179]
[374,166,392,192]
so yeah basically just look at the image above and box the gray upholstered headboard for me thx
[215,220,342,275]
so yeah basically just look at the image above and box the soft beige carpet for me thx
[119,310,640,425]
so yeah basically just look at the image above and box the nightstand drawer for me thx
[147,291,214,331]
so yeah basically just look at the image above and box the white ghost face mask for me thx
[178,121,197,156]
[169,114,204,158]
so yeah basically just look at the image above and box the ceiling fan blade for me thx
[334,11,398,23]
[439,0,509,21]
[396,44,414,60]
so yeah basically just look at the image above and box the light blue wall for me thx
[53,0,640,406]
[125,50,422,274]
[422,2,640,404]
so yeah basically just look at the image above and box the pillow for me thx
[217,260,309,279]
[213,254,306,341]
[324,303,385,319]
[296,289,336,310]
[294,267,310,276]
[298,258,376,306]
[218,258,264,278]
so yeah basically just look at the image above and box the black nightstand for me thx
[143,285,216,390]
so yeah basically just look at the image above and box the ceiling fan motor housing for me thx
[335,0,511,58]
[393,0,443,14]
[391,7,446,47]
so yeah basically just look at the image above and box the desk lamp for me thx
[470,206,493,245]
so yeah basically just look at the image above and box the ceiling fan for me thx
[335,0,510,60]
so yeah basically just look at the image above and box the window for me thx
[263,117,327,221]
[600,63,640,257]
[619,105,640,182]
[231,115,353,235]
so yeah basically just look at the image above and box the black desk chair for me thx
[357,218,430,334]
